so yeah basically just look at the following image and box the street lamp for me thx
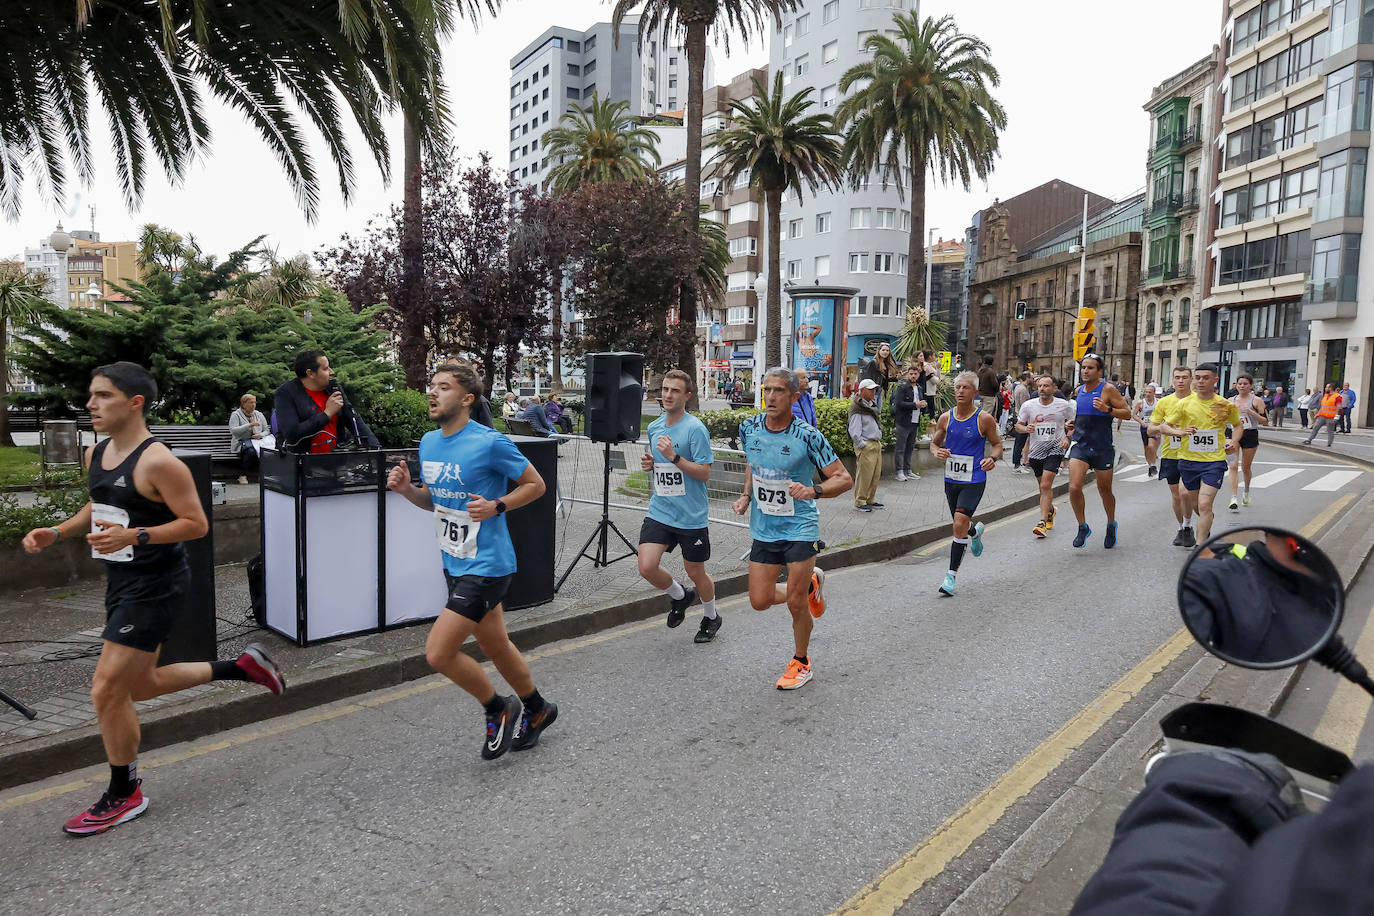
[752,272,768,408]
[84,282,102,313]
[1216,306,1232,393]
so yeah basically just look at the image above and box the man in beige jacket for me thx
[849,379,884,512]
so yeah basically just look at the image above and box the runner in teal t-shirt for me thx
[636,370,722,642]
[386,362,558,761]
[731,367,852,691]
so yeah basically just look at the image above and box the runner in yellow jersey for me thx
[1157,363,1241,543]
[1148,365,1195,548]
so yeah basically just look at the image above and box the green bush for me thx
[368,388,434,447]
[0,485,90,546]
[814,397,896,458]
[697,407,761,448]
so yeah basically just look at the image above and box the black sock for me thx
[949,539,968,572]
[482,693,507,717]
[794,654,809,665]
[210,659,249,682]
[520,689,546,715]
[109,762,136,797]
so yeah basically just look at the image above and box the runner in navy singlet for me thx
[1066,354,1131,549]
[929,372,1003,596]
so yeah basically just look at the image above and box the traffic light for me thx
[1073,308,1098,362]
[1015,300,1028,321]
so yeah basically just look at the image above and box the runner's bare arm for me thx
[386,460,434,511]
[929,413,951,458]
[732,468,753,515]
[468,463,544,522]
[806,458,852,498]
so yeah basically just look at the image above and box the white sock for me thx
[664,580,686,600]
[1179,521,1187,529]
[702,598,717,619]
[947,569,958,578]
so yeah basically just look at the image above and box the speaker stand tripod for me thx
[0,685,37,720]
[555,441,638,592]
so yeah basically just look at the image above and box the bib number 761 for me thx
[434,505,480,559]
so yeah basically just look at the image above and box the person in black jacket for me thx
[891,364,927,480]
[272,350,379,453]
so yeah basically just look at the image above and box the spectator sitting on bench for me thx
[519,395,556,437]
[228,393,268,483]
[545,393,574,434]
[502,391,520,420]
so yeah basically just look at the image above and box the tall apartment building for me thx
[661,67,768,392]
[507,16,711,190]
[1137,51,1219,389]
[770,0,921,387]
[1204,0,1374,421]
[24,226,142,310]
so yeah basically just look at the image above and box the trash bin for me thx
[40,419,80,467]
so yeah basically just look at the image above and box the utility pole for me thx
[1075,193,1088,389]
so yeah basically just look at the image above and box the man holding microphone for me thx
[272,349,379,453]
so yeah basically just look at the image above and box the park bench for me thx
[4,411,95,433]
[147,425,242,476]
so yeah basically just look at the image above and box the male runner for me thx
[931,372,1003,594]
[1066,354,1132,549]
[1158,362,1241,543]
[387,362,557,758]
[1015,375,1075,539]
[637,369,720,642]
[731,367,852,690]
[1132,383,1161,478]
[1226,374,1268,511]
[1148,365,1197,547]
[23,363,285,836]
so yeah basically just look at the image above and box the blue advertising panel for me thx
[793,297,836,392]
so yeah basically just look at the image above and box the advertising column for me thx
[788,286,858,399]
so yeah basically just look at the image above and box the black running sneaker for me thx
[481,695,521,760]
[1073,524,1092,548]
[694,614,723,643]
[1171,529,1186,547]
[1181,527,1197,548]
[1104,521,1118,549]
[511,701,559,752]
[667,586,697,628]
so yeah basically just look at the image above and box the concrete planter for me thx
[0,500,262,595]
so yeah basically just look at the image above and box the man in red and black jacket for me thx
[272,349,379,453]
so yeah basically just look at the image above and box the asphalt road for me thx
[1,440,1362,916]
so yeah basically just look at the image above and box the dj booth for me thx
[259,440,557,646]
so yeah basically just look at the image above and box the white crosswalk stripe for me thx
[1303,470,1363,491]
[1246,468,1303,489]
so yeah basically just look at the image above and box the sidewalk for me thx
[0,424,1100,787]
[1260,421,1374,466]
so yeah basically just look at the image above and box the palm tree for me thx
[709,72,844,368]
[836,12,1006,313]
[0,263,50,447]
[242,254,320,312]
[542,96,663,193]
[612,0,800,379]
[1,0,461,221]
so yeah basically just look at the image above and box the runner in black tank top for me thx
[1066,354,1131,550]
[21,362,287,836]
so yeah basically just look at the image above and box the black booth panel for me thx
[505,436,557,610]
[160,450,217,665]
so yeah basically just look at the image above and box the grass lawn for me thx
[0,446,39,486]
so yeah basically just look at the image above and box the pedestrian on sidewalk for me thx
[792,369,818,426]
[1298,388,1312,428]
[849,379,884,511]
[892,364,926,481]
[976,355,999,416]
[1011,372,1033,472]
[861,343,900,412]
[22,362,287,836]
[1339,383,1357,432]
[1303,383,1342,448]
[1271,386,1287,428]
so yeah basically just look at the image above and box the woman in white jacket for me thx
[228,393,268,482]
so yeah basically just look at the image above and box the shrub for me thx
[368,388,434,447]
[815,397,895,458]
[0,485,90,546]
[697,407,761,448]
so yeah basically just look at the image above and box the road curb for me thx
[0,477,1071,791]
[942,485,1374,916]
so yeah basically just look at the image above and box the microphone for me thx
[325,380,363,448]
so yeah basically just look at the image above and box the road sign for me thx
[939,351,952,373]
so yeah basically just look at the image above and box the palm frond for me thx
[542,94,662,193]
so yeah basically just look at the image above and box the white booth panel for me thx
[263,490,300,640]
[384,491,448,626]
[304,492,379,641]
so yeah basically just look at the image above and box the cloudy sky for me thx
[0,0,1222,261]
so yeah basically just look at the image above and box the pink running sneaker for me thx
[63,784,149,836]
[235,643,286,695]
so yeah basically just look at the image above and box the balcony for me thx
[1149,125,1200,159]
[1178,188,1199,213]
[1177,125,1201,151]
[1146,193,1183,218]
[1142,264,1195,287]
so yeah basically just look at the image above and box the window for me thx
[531,139,538,151]
[1310,233,1361,302]
[543,64,550,76]
[795,13,809,36]
[728,237,758,257]
[823,0,840,24]
[1146,303,1156,335]
[1161,300,1175,334]
[727,306,755,325]
[900,210,911,230]
[823,41,839,64]
[852,296,868,316]
[871,296,893,316]
[821,85,837,108]
[1250,175,1281,218]
[733,167,752,188]
[1102,266,1113,299]
[584,59,597,75]
[850,207,871,229]
[795,54,809,77]
[1282,162,1320,211]
[1179,298,1192,332]
[1316,147,1369,221]
[787,260,802,280]
[1232,4,1261,52]
[874,252,894,273]
[566,40,580,52]
[668,78,676,88]
[567,63,581,76]
[727,271,754,292]
[543,87,549,100]
[1231,68,1258,111]
[542,111,549,123]
[896,297,906,317]
[729,201,758,222]
[898,254,908,274]
[1321,61,1374,140]
[584,35,596,52]
[789,218,803,239]
[511,85,519,99]
[1331,0,1374,52]
[815,255,831,277]
[815,212,832,234]
[857,29,877,47]
[1221,187,1249,227]
[784,24,793,48]
[876,208,896,228]
[848,252,870,272]
[1218,229,1312,284]
[567,87,580,99]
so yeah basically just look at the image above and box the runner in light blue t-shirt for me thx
[636,371,722,642]
[387,362,558,761]
[731,367,852,691]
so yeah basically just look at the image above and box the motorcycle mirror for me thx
[1177,527,1344,669]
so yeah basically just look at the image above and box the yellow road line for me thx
[1312,602,1374,757]
[830,628,1195,916]
[1298,492,1356,538]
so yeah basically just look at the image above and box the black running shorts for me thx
[1029,455,1064,479]
[944,480,986,518]
[1238,428,1259,449]
[1067,442,1115,471]
[1159,457,1181,485]
[443,573,513,622]
[103,561,190,653]
[639,516,711,563]
[749,539,819,566]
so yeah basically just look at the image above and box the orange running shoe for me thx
[776,657,813,690]
[808,567,826,619]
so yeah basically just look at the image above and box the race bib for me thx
[945,456,975,481]
[1241,413,1255,430]
[1190,429,1219,453]
[753,477,795,516]
[91,503,134,563]
[653,463,686,497]
[434,504,480,559]
[1168,436,1183,451]
[1033,423,1059,441]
